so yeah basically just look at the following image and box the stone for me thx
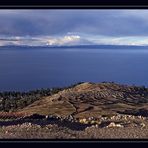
[140,123,146,128]
[90,120,96,124]
[95,124,99,128]
[107,122,124,128]
[79,118,88,124]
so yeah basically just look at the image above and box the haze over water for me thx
[0,47,148,91]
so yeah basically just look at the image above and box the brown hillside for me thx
[17,82,148,119]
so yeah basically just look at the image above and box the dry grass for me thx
[2,82,148,119]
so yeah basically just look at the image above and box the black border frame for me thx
[0,0,148,144]
[0,0,148,8]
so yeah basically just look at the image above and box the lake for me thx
[0,47,148,91]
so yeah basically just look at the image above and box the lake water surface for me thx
[0,47,148,91]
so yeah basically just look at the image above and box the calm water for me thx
[0,47,148,91]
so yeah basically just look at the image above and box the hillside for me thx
[17,82,148,118]
[0,82,148,139]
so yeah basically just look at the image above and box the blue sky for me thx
[0,10,148,46]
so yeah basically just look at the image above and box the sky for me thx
[1,9,148,46]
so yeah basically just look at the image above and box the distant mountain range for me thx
[0,44,148,49]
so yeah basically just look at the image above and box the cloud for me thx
[1,10,148,46]
[0,35,90,46]
[0,9,148,37]
[1,34,148,46]
[46,35,81,46]
[87,35,148,46]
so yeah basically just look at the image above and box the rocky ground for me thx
[0,113,147,139]
[0,122,147,139]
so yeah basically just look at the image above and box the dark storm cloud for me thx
[0,10,83,36]
[0,10,148,37]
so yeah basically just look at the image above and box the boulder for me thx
[107,122,124,128]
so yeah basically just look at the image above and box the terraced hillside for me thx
[17,82,148,119]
